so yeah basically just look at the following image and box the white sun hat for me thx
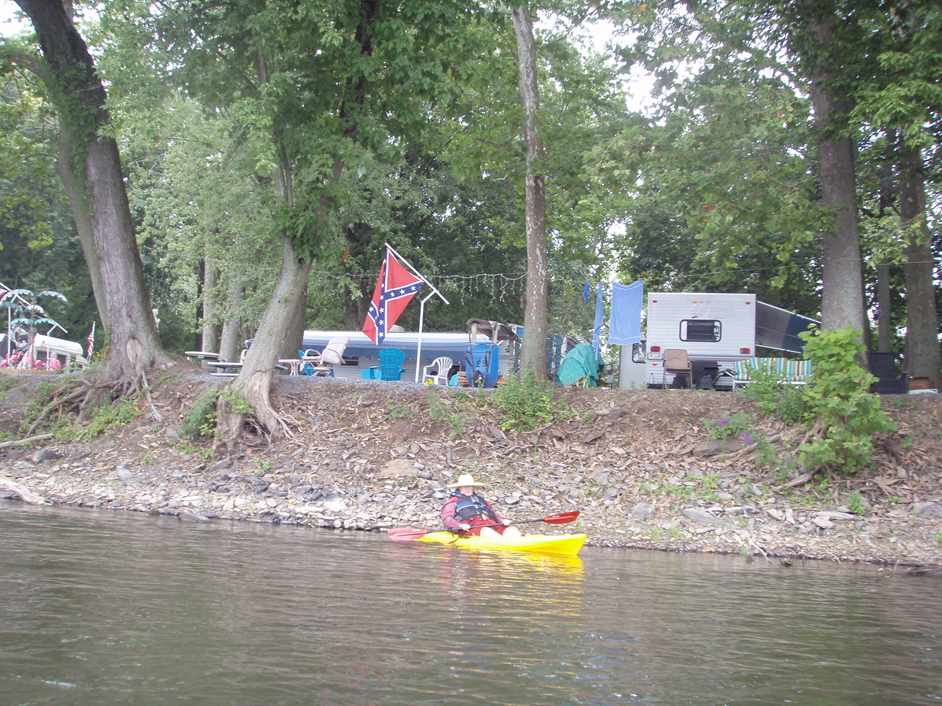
[447,473,485,488]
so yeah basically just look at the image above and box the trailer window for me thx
[680,319,721,342]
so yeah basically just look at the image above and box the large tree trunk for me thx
[216,237,313,450]
[57,130,108,328]
[201,253,219,353]
[280,281,308,359]
[219,277,243,362]
[805,4,866,334]
[17,0,163,386]
[218,1,378,449]
[899,145,940,387]
[512,3,549,379]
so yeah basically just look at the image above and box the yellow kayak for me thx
[417,531,587,556]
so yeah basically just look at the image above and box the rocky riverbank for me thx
[1,368,941,568]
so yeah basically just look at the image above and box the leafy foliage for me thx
[742,366,809,425]
[181,389,221,440]
[62,399,142,441]
[797,327,895,473]
[491,372,571,432]
[704,412,753,440]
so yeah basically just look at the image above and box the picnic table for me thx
[185,350,220,366]
[207,361,242,377]
[207,360,291,378]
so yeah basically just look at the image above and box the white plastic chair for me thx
[422,356,453,385]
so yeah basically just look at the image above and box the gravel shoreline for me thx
[2,373,940,569]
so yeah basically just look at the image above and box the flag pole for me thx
[383,243,449,306]
[414,291,436,384]
[384,243,450,383]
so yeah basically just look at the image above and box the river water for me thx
[1,504,939,705]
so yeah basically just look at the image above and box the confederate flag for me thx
[362,247,423,344]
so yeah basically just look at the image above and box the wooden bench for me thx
[732,357,812,391]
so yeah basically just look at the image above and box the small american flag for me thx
[362,247,423,345]
[86,321,95,359]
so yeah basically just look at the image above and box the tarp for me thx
[609,280,643,345]
[557,343,600,387]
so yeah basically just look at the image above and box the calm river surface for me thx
[1,503,940,705]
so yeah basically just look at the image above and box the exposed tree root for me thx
[25,383,89,437]
[23,366,161,436]
[773,469,820,492]
[213,369,298,457]
[0,433,54,449]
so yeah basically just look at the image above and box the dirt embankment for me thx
[1,366,941,568]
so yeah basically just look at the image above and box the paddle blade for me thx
[387,527,429,542]
[542,511,580,525]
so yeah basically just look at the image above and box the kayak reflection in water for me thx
[441,473,522,542]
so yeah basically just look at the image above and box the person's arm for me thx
[441,497,463,530]
[484,499,505,525]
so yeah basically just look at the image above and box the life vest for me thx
[452,491,498,522]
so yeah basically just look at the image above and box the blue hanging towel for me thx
[592,284,604,357]
[582,280,591,304]
[609,280,643,345]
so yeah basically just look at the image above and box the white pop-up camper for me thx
[619,292,818,390]
[32,334,87,370]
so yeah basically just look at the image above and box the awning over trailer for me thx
[756,302,819,354]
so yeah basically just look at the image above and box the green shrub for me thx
[386,399,414,421]
[426,391,465,438]
[20,379,65,433]
[743,365,808,424]
[704,411,752,439]
[0,375,19,400]
[797,327,895,474]
[181,389,221,439]
[220,388,253,414]
[491,372,570,431]
[847,490,866,515]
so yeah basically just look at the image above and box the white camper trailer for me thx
[32,334,87,370]
[619,292,818,390]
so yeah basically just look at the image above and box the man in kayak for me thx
[441,473,522,541]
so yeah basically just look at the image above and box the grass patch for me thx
[175,440,213,461]
[0,374,19,400]
[847,490,866,515]
[20,379,66,433]
[386,399,414,421]
[426,391,466,438]
[61,399,142,441]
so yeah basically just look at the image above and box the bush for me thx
[797,327,895,474]
[181,389,220,439]
[704,412,753,439]
[742,365,808,424]
[491,372,570,432]
[72,399,142,440]
[426,391,466,438]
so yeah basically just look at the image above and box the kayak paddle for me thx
[387,510,580,542]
